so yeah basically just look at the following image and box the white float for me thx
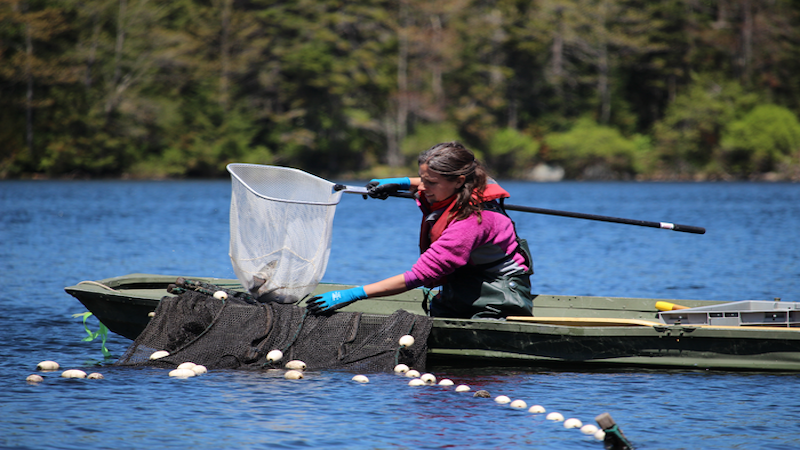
[594,430,606,441]
[393,364,410,373]
[61,369,87,379]
[169,368,196,378]
[285,360,307,370]
[398,335,415,347]
[149,350,170,360]
[37,361,59,371]
[494,395,511,404]
[420,373,436,384]
[284,370,303,380]
[266,350,283,363]
[510,400,527,409]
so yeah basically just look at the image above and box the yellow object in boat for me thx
[655,301,690,311]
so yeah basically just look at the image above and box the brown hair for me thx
[418,141,488,221]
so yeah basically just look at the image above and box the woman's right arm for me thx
[408,177,421,193]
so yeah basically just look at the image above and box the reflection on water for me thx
[1,180,799,449]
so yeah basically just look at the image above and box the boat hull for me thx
[65,274,800,371]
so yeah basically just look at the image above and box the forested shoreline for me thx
[2,0,800,181]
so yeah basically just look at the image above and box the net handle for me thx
[336,184,706,234]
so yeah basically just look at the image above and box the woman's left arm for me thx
[306,274,410,314]
[364,274,409,297]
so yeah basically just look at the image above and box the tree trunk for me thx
[489,9,503,87]
[508,97,518,129]
[430,14,443,109]
[383,115,400,168]
[597,0,611,124]
[25,18,34,158]
[598,40,610,124]
[85,18,100,88]
[740,0,753,83]
[105,0,127,117]
[220,0,233,111]
[551,7,564,109]
[390,0,409,168]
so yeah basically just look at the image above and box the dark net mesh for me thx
[115,281,432,373]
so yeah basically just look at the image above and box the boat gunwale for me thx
[64,274,800,339]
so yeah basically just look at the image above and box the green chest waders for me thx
[430,237,534,319]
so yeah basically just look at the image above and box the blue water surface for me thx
[1,179,799,449]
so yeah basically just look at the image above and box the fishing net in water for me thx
[115,279,432,372]
[115,166,432,372]
[227,163,344,304]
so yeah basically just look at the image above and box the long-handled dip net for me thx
[115,164,432,372]
[228,163,344,303]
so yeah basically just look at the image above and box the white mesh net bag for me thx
[227,164,344,303]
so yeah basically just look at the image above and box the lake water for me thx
[1,179,799,449]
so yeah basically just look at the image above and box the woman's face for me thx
[418,163,464,203]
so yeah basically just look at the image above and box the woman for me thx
[306,141,533,319]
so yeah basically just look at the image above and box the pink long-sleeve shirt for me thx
[403,209,528,289]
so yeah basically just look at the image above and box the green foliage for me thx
[721,105,800,175]
[1,0,800,180]
[486,127,540,177]
[402,122,464,159]
[489,128,540,158]
[652,74,760,177]
[149,106,268,177]
[545,117,647,179]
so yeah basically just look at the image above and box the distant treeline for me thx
[2,0,800,181]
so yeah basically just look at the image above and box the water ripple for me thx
[2,181,800,449]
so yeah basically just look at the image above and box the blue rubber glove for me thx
[365,177,411,200]
[306,286,368,315]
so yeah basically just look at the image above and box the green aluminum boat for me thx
[65,273,800,372]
